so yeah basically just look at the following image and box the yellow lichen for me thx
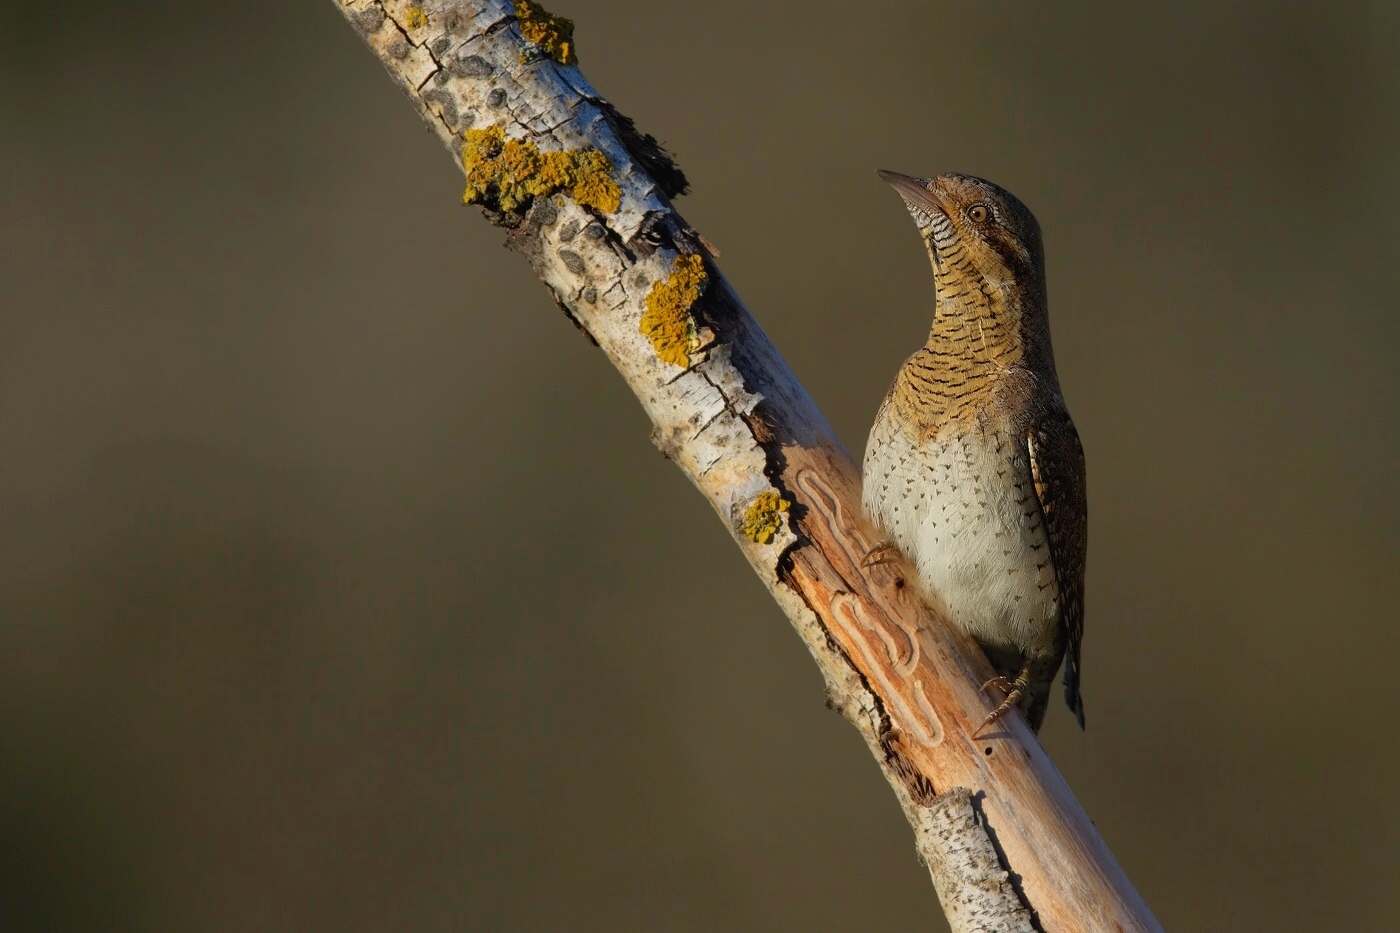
[640,253,706,368]
[462,125,507,206]
[536,150,575,190]
[460,124,620,214]
[741,491,790,544]
[566,149,622,213]
[513,0,576,65]
[403,6,428,29]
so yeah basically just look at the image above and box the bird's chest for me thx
[862,419,1060,654]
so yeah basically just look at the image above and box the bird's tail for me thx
[1063,643,1086,729]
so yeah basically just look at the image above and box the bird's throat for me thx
[886,272,1045,431]
[927,280,1026,372]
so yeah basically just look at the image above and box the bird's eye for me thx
[967,204,990,223]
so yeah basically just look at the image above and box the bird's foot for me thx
[860,540,902,569]
[977,671,1030,736]
[980,675,1017,695]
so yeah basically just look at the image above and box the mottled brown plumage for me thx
[863,171,1086,733]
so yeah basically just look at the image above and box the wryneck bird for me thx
[863,171,1087,734]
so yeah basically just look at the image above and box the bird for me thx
[862,170,1087,735]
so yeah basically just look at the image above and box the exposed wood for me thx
[331,2,1162,929]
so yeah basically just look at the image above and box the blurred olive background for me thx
[2,1,1397,930]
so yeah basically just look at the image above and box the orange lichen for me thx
[461,125,620,214]
[513,0,576,65]
[741,491,790,544]
[403,6,428,30]
[640,254,706,368]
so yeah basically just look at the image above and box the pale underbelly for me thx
[863,423,1061,657]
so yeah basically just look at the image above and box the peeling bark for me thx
[333,2,1162,930]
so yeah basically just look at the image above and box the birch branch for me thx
[332,2,1163,930]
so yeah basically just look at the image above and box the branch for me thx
[332,2,1162,929]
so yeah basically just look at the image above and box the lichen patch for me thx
[461,125,621,214]
[513,0,576,65]
[639,254,706,368]
[741,491,790,544]
[403,6,428,30]
[566,150,622,213]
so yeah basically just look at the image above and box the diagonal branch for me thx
[332,2,1162,929]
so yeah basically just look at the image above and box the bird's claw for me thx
[860,541,901,569]
[976,673,1028,736]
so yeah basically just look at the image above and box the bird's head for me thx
[877,171,1045,303]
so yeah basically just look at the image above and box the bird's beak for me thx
[876,169,944,229]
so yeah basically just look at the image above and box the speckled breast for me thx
[862,415,1061,660]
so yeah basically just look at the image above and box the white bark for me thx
[332,3,1163,930]
[919,788,1037,933]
